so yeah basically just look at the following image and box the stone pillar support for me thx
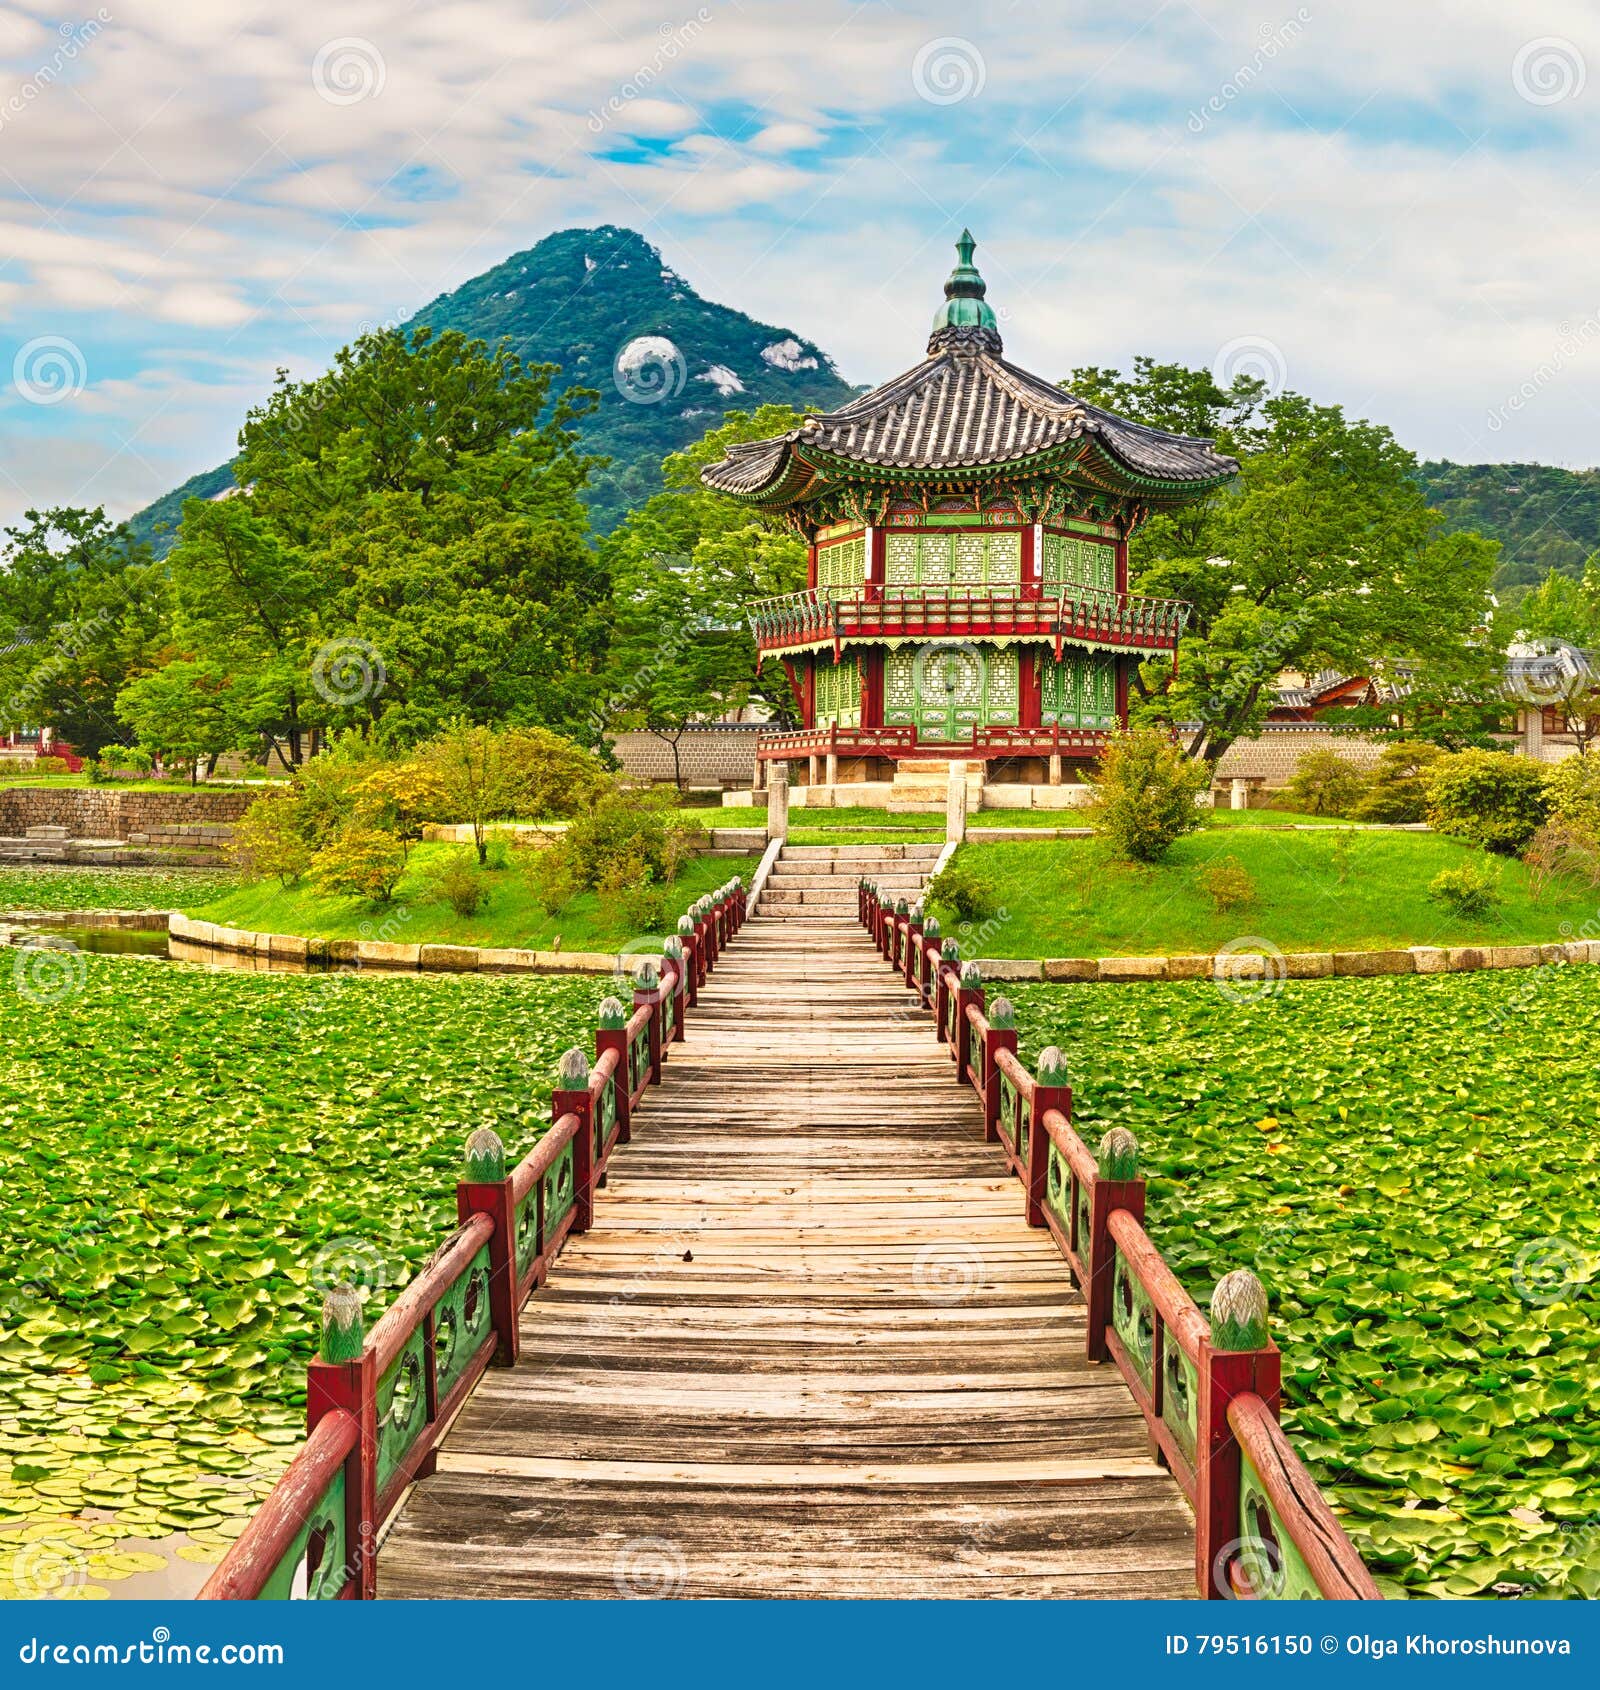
[946,760,968,844]
[766,760,790,843]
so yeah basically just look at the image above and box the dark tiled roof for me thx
[701,346,1237,499]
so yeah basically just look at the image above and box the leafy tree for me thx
[1285,750,1367,817]
[116,658,254,780]
[1073,367,1500,767]
[0,508,166,756]
[601,407,811,743]
[1350,739,1448,824]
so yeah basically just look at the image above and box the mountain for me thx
[126,225,855,548]
[1416,461,1600,593]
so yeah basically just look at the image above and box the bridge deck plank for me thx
[378,915,1195,1599]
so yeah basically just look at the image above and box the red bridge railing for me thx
[199,877,749,1602]
[862,879,1381,1604]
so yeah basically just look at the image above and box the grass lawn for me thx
[0,866,241,913]
[0,958,597,1591]
[1009,969,1600,1598]
[191,843,759,952]
[928,829,1595,957]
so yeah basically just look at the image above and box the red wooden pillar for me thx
[1086,1172,1145,1363]
[456,1174,518,1366]
[305,1344,376,1600]
[1020,648,1043,732]
[1024,1081,1071,1227]
[981,1020,1018,1143]
[553,1079,595,1232]
[596,1010,631,1145]
[1196,1331,1282,1598]
[807,541,818,591]
[953,977,984,1077]
[902,911,923,989]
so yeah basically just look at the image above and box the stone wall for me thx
[609,726,763,788]
[0,786,256,840]
[1212,727,1388,791]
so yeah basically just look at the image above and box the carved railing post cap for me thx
[894,898,909,915]
[1037,1045,1069,1084]
[923,916,940,938]
[558,1045,591,1085]
[1211,1269,1270,1351]
[634,957,659,986]
[320,1284,365,1363]
[676,915,694,936]
[663,936,683,959]
[598,995,626,1028]
[1097,1126,1139,1180]
[959,960,982,986]
[463,1126,507,1183]
[941,938,960,960]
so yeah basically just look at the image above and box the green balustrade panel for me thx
[1162,1341,1199,1468]
[1238,1451,1323,1600]
[514,1180,540,1282]
[1076,1184,1091,1267]
[1112,1250,1156,1390]
[1045,1141,1072,1236]
[628,1024,650,1095]
[997,1068,1019,1154]
[256,1466,347,1600]
[1041,530,1115,592]
[375,1328,428,1496]
[1041,650,1116,729]
[596,1069,618,1155]
[543,1138,576,1233]
[432,1242,494,1405]
[943,987,958,1044]
[966,1022,982,1087]
[813,653,861,727]
[817,534,866,590]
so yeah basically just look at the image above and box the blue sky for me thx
[1,0,1598,529]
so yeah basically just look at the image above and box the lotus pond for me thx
[1012,965,1600,1600]
[0,953,597,1597]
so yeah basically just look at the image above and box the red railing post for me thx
[954,967,984,1079]
[634,965,665,1086]
[982,997,1018,1143]
[933,941,959,1039]
[305,1290,377,1600]
[457,1129,519,1366]
[676,916,700,1007]
[1086,1134,1146,1364]
[1195,1271,1282,1599]
[596,996,631,1144]
[903,907,923,989]
[1024,1049,1072,1229]
[918,920,943,1010]
[554,1048,596,1231]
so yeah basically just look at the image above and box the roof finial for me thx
[929,230,1002,357]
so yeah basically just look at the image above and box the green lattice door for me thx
[1041,650,1117,729]
[812,653,861,728]
[1042,532,1115,595]
[885,532,1021,594]
[885,645,1020,741]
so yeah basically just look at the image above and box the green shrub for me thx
[1198,854,1257,913]
[481,827,516,872]
[1427,861,1503,919]
[429,850,489,916]
[926,860,996,923]
[1523,821,1600,901]
[523,843,579,916]
[309,824,409,904]
[1545,748,1600,835]
[1286,749,1367,817]
[82,757,108,785]
[1087,728,1209,863]
[1425,750,1552,854]
[227,794,313,887]
[558,790,705,891]
[1351,739,1447,824]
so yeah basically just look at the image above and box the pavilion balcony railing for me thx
[746,584,1190,659]
[754,722,1114,761]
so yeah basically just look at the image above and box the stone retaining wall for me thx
[969,939,1600,983]
[0,787,255,840]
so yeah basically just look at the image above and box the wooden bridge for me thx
[203,864,1379,1603]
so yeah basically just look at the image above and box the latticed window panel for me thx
[1041,650,1117,729]
[812,654,861,727]
[985,647,1019,725]
[884,531,1022,593]
[884,644,1020,736]
[1042,531,1116,593]
[817,535,866,591]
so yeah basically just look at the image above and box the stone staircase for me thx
[754,842,943,922]
[886,759,983,815]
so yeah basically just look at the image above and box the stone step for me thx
[765,875,926,892]
[778,844,943,861]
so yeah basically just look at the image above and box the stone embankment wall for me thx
[0,787,255,839]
